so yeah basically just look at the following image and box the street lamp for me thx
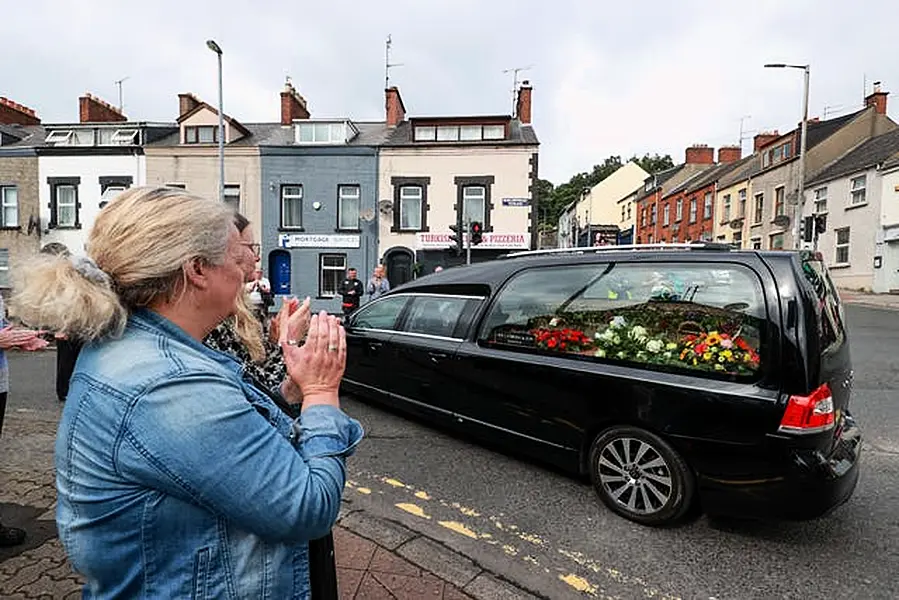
[765,62,810,250]
[207,39,225,204]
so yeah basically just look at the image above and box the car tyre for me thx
[589,426,695,526]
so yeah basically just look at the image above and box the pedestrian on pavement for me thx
[11,186,363,598]
[245,267,273,322]
[337,267,364,317]
[367,265,390,301]
[0,293,48,547]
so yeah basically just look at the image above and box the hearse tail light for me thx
[778,383,835,434]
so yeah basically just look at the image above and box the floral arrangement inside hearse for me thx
[493,301,762,378]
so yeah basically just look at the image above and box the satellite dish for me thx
[729,218,743,230]
[378,199,393,214]
[360,208,376,222]
[773,215,790,229]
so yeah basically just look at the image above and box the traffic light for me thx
[470,221,483,245]
[448,223,463,256]
[814,213,827,235]
[802,216,814,243]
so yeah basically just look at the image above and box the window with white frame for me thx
[689,198,697,223]
[338,185,360,230]
[0,186,18,227]
[676,199,683,221]
[0,248,8,288]
[774,186,785,217]
[814,187,828,213]
[54,184,78,228]
[663,203,670,226]
[462,185,486,225]
[650,204,657,225]
[224,184,240,211]
[296,122,353,144]
[850,176,866,205]
[722,194,731,222]
[753,193,764,224]
[281,185,303,228]
[703,192,712,219]
[835,227,850,263]
[738,188,747,217]
[399,185,423,230]
[319,253,346,297]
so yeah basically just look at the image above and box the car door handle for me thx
[367,341,383,351]
[428,351,448,362]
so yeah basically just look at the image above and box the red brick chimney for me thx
[385,87,406,128]
[178,93,202,118]
[685,144,714,165]
[717,146,742,164]
[753,131,781,152]
[0,97,40,125]
[516,81,533,124]
[281,79,310,125]
[79,93,127,123]
[865,81,888,115]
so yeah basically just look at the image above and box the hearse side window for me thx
[800,259,845,352]
[350,296,408,331]
[481,262,766,379]
[403,296,471,338]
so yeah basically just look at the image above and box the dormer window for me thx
[184,126,218,144]
[45,130,74,145]
[111,129,138,145]
[413,122,507,142]
[295,121,356,144]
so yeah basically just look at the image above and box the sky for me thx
[4,0,896,184]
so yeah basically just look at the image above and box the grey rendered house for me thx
[801,127,899,292]
[259,85,388,313]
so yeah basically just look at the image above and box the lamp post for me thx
[765,63,810,250]
[207,39,225,204]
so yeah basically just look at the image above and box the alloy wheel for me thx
[596,437,673,515]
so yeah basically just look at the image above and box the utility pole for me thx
[385,34,404,89]
[502,65,532,116]
[115,76,130,113]
[207,40,225,204]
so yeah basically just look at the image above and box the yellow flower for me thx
[722,350,733,360]
[706,332,722,346]
[703,352,712,361]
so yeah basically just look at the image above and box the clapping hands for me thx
[281,311,345,410]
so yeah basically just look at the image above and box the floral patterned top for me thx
[204,319,287,392]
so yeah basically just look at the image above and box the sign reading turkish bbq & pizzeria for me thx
[416,232,529,250]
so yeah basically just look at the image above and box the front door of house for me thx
[385,249,413,289]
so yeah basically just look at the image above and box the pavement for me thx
[0,353,536,600]
[838,288,899,310]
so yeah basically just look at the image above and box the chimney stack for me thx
[685,144,714,165]
[0,97,40,125]
[516,81,533,124]
[280,79,310,125]
[717,146,742,164]
[753,131,781,152]
[79,93,127,123]
[385,87,406,128]
[865,81,888,115]
[178,93,202,118]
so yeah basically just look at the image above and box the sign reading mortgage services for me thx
[278,233,361,249]
[416,232,529,250]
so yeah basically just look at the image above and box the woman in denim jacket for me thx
[12,186,363,599]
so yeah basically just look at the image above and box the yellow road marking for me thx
[356,487,372,495]
[559,573,597,595]
[415,490,431,500]
[438,521,479,539]
[395,503,430,519]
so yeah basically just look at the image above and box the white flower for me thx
[594,348,606,358]
[549,317,560,327]
[646,339,664,353]
[610,316,627,329]
[629,326,648,341]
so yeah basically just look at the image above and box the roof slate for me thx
[808,127,899,186]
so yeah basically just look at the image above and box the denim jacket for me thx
[55,309,364,599]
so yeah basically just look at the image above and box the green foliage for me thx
[536,153,675,230]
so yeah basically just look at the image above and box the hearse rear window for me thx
[481,262,766,378]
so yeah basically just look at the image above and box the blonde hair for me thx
[11,186,234,342]
[231,290,266,363]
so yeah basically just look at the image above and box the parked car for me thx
[341,243,861,527]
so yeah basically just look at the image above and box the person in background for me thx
[245,267,272,322]
[0,293,48,546]
[11,186,362,597]
[338,267,364,317]
[367,265,390,301]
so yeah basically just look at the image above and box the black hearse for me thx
[341,244,861,526]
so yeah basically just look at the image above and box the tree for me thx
[537,153,674,229]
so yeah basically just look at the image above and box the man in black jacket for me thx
[337,268,365,317]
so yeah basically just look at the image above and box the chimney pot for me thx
[179,93,202,118]
[516,82,533,125]
[685,144,714,165]
[865,82,889,116]
[717,146,742,164]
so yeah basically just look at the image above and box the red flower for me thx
[694,343,707,354]
[547,338,557,348]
